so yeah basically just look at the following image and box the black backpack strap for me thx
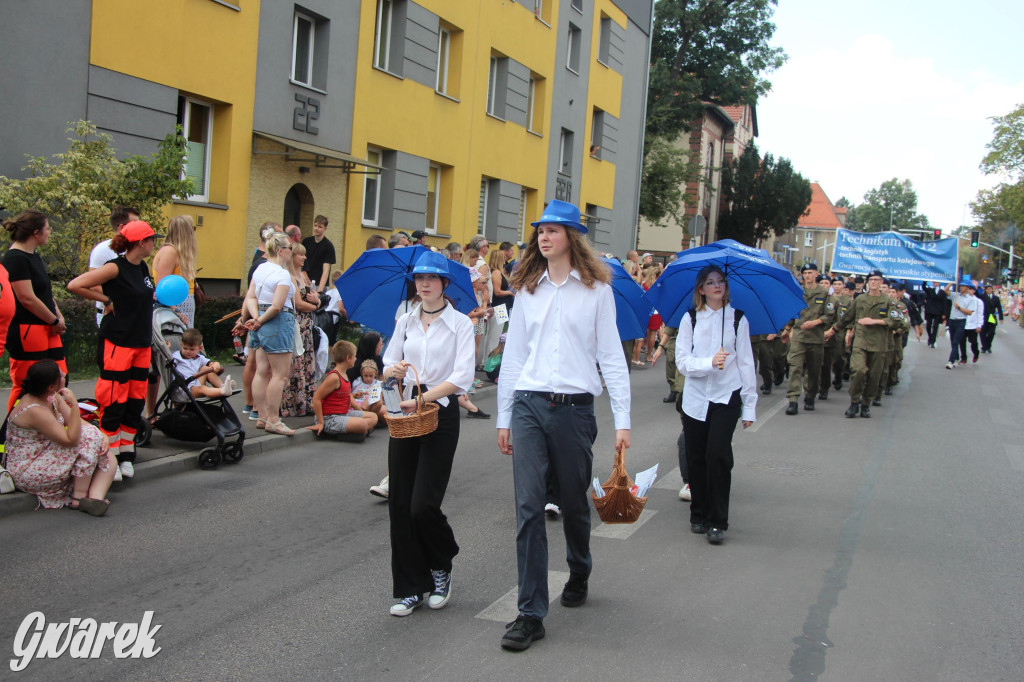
[733,309,744,350]
[688,308,697,351]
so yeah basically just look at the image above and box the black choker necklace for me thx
[422,303,447,314]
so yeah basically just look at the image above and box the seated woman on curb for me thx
[4,360,115,515]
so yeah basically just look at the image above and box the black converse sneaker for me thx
[428,569,452,609]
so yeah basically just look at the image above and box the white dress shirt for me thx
[383,302,475,407]
[966,296,984,330]
[675,304,758,422]
[497,269,631,430]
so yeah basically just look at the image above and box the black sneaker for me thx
[845,403,860,418]
[707,527,725,544]
[872,398,882,406]
[804,397,815,411]
[817,392,828,400]
[860,405,871,418]
[662,391,678,403]
[501,615,545,651]
[466,409,491,419]
[560,573,588,607]
[428,569,452,609]
[883,386,892,396]
[690,522,708,534]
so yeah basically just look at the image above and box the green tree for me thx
[973,104,1024,260]
[639,0,787,224]
[716,143,812,246]
[0,121,192,284]
[855,178,930,233]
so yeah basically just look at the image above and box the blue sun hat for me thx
[408,250,450,280]
[530,199,587,234]
[959,275,973,287]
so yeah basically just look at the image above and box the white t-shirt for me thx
[172,350,210,389]
[89,238,122,323]
[324,287,343,313]
[966,296,984,330]
[949,292,978,321]
[351,377,382,408]
[251,262,295,309]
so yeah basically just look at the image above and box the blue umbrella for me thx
[602,257,653,341]
[335,245,477,337]
[644,241,806,335]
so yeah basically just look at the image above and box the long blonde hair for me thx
[510,225,610,294]
[288,242,306,280]
[165,215,198,282]
[487,246,506,275]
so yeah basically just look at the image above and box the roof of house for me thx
[721,104,758,137]
[797,183,843,229]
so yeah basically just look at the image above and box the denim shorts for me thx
[250,308,295,354]
[324,410,365,434]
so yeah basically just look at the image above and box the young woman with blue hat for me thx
[496,199,631,651]
[381,250,475,617]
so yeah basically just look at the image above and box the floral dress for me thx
[280,292,317,417]
[4,401,110,508]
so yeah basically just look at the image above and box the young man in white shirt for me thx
[496,200,631,651]
[945,279,979,369]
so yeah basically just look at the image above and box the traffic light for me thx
[970,230,980,248]
[933,229,942,240]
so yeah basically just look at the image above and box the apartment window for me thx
[591,109,604,159]
[706,142,715,182]
[487,55,508,118]
[598,16,611,65]
[291,9,329,90]
[519,189,528,244]
[566,24,581,73]
[559,128,574,176]
[373,0,394,71]
[177,96,212,203]
[571,0,583,12]
[526,78,536,132]
[363,148,382,225]
[436,28,451,95]
[804,231,814,247]
[426,164,441,233]
[478,179,490,235]
[487,57,498,115]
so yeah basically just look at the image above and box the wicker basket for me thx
[382,364,440,438]
[591,446,647,524]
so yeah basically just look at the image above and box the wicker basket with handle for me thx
[591,445,647,524]
[383,363,440,438]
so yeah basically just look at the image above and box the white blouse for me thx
[383,302,475,407]
[675,304,758,422]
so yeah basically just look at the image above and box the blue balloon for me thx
[155,274,189,306]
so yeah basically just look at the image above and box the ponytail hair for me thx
[3,210,47,243]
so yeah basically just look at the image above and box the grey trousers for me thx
[511,391,597,619]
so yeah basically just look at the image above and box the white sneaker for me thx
[370,476,389,499]
[113,465,123,482]
[428,569,452,609]
[544,503,561,517]
[679,484,691,501]
[119,461,135,478]
[945,362,955,370]
[389,595,423,617]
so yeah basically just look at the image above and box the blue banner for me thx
[829,229,959,283]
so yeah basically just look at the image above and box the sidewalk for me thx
[0,372,498,519]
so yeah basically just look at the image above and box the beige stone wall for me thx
[243,151,350,292]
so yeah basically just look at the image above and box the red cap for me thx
[120,220,163,242]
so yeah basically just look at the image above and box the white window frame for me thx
[374,0,393,71]
[426,164,441,234]
[487,57,498,116]
[362,147,382,227]
[559,129,574,176]
[804,231,814,247]
[566,24,581,74]
[527,77,536,132]
[436,28,451,95]
[291,11,315,87]
[571,0,583,13]
[179,96,213,203]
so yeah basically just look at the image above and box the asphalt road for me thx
[2,325,1023,681]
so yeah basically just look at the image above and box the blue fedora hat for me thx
[408,250,450,279]
[959,275,973,286]
[530,199,587,234]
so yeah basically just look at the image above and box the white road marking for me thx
[653,467,682,490]
[591,509,658,539]
[746,396,789,433]
[475,570,570,622]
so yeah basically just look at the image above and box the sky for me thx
[755,0,1024,232]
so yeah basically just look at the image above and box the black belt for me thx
[522,390,593,406]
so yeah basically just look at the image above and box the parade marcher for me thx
[980,284,1003,353]
[816,273,841,401]
[3,211,69,411]
[922,282,946,347]
[831,281,856,391]
[496,200,630,651]
[883,284,910,397]
[749,333,776,395]
[649,325,682,403]
[67,220,159,476]
[828,270,898,418]
[382,250,475,617]
[675,265,757,545]
[962,286,985,364]
[944,278,978,369]
[781,263,835,415]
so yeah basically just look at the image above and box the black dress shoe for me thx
[466,409,491,419]
[663,391,678,403]
[785,402,798,415]
[690,522,708,534]
[833,378,842,390]
[817,392,828,400]
[774,374,785,386]
[872,398,881,406]
[560,573,588,607]
[883,386,892,396]
[706,527,725,544]
[860,405,871,418]
[803,398,815,411]
[845,403,860,418]
[761,385,772,395]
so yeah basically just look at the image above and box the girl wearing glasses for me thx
[675,265,757,545]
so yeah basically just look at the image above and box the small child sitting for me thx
[351,358,386,421]
[307,340,378,438]
[172,329,235,398]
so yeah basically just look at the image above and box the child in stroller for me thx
[148,307,245,469]
[173,329,237,399]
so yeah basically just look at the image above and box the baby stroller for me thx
[143,306,245,470]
